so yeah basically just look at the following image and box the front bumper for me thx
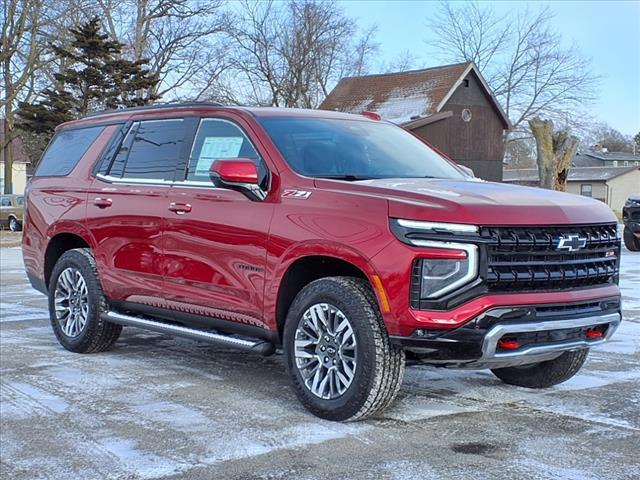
[390,303,621,369]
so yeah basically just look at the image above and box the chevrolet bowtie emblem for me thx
[556,234,587,252]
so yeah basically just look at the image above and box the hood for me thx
[315,178,617,226]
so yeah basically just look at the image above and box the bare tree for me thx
[381,50,417,74]
[529,117,578,191]
[96,0,231,98]
[428,2,509,77]
[427,2,600,142]
[1,0,48,193]
[224,0,378,108]
[580,123,635,153]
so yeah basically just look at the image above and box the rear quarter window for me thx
[35,125,106,177]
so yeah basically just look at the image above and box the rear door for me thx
[0,196,10,225]
[87,118,189,309]
[163,116,274,329]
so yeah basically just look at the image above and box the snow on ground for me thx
[1,246,639,479]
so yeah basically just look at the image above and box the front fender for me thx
[264,240,395,332]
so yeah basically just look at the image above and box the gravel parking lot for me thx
[1,245,639,480]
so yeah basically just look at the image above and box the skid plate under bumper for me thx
[391,311,621,369]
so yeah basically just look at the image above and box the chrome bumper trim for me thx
[478,312,621,364]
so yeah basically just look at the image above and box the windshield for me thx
[259,117,467,180]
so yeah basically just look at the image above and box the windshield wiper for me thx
[316,175,372,181]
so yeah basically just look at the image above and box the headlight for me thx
[396,218,478,234]
[412,240,478,299]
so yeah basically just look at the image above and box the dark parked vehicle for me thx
[22,103,623,421]
[622,194,640,251]
[0,194,25,231]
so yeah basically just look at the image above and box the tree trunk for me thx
[2,119,14,194]
[3,57,14,194]
[529,117,578,191]
[553,133,578,192]
[529,118,555,189]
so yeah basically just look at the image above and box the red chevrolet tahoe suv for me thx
[22,103,622,421]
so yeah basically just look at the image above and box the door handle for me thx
[93,197,112,208]
[168,202,192,214]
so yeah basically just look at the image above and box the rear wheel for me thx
[623,226,640,251]
[9,216,21,232]
[491,349,588,388]
[284,276,405,421]
[48,248,122,353]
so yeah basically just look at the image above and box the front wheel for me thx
[283,277,405,421]
[623,226,640,251]
[491,349,588,388]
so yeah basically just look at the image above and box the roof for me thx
[503,166,640,183]
[572,153,606,167]
[57,104,380,131]
[0,120,30,164]
[318,62,510,128]
[574,151,640,163]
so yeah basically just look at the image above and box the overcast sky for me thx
[338,0,640,136]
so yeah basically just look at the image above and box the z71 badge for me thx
[282,189,312,199]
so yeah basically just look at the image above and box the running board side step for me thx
[102,311,276,356]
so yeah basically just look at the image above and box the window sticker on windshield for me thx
[195,136,243,174]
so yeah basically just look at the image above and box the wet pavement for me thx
[1,246,639,479]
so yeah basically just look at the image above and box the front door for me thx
[87,118,188,309]
[163,117,274,329]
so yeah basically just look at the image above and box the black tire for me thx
[491,349,588,388]
[283,276,405,421]
[48,248,122,353]
[9,216,21,232]
[623,226,640,251]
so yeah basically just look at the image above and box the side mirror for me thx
[209,159,267,201]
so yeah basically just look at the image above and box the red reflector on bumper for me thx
[585,329,604,339]
[497,339,520,350]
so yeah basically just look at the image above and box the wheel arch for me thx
[44,229,93,289]
[272,246,388,340]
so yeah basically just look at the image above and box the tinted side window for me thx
[35,126,106,176]
[113,119,185,180]
[15,196,25,206]
[0,196,10,207]
[186,119,265,183]
[107,123,139,178]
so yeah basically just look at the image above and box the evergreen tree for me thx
[17,17,160,136]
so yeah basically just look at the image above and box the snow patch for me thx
[374,85,434,124]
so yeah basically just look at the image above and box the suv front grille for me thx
[480,224,619,292]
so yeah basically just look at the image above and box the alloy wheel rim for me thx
[294,303,357,400]
[54,267,89,338]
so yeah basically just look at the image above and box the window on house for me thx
[463,79,470,87]
[613,160,618,167]
[624,161,629,166]
[580,184,592,197]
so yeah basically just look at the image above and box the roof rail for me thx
[85,101,224,118]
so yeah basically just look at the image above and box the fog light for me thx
[585,328,604,339]
[497,338,520,350]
